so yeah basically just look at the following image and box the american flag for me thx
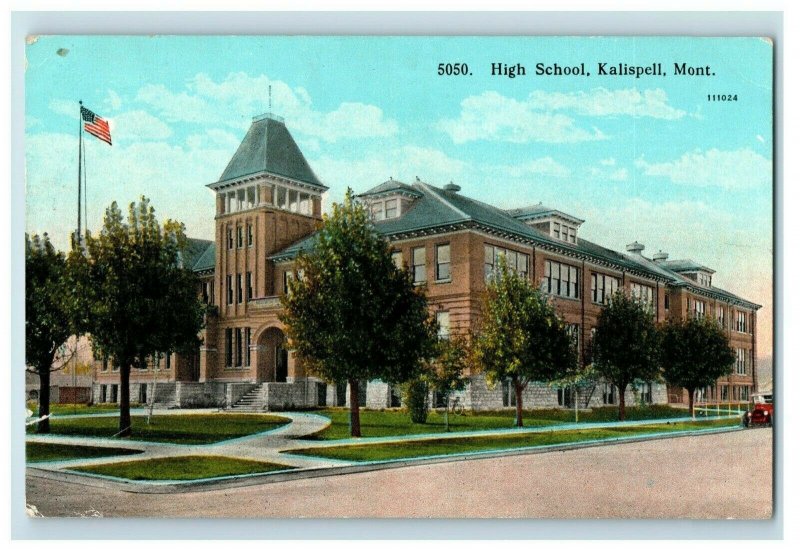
[80,106,112,146]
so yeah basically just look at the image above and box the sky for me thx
[24,35,773,359]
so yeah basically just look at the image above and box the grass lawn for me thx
[72,455,295,481]
[289,418,741,462]
[27,403,126,417]
[304,405,695,440]
[26,442,143,463]
[26,413,290,445]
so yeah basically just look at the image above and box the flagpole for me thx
[77,100,83,247]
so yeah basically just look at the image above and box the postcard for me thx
[23,35,773,520]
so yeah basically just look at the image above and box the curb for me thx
[26,425,744,494]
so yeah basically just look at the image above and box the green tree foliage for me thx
[71,197,205,436]
[404,379,430,424]
[280,189,438,437]
[592,292,661,421]
[25,234,78,433]
[474,257,578,428]
[660,317,735,417]
[420,334,470,429]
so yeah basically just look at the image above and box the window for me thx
[226,275,233,305]
[435,244,451,281]
[501,380,517,407]
[385,198,399,219]
[288,189,299,212]
[276,186,287,209]
[246,186,256,209]
[565,323,580,354]
[552,222,560,239]
[484,244,529,280]
[110,385,118,403]
[542,260,579,299]
[664,294,670,310]
[735,348,747,375]
[237,226,243,248]
[237,188,245,211]
[370,202,384,221]
[246,272,253,301]
[165,353,171,371]
[602,383,616,405]
[717,306,725,327]
[234,328,243,367]
[639,382,653,404]
[568,227,576,244]
[244,328,251,367]
[391,251,404,270]
[557,387,573,408]
[225,328,233,367]
[693,300,706,319]
[283,270,294,294]
[721,385,729,401]
[436,311,450,339]
[736,311,747,333]
[247,224,254,247]
[100,385,107,403]
[226,191,236,213]
[101,355,108,372]
[227,228,234,250]
[591,273,620,304]
[236,274,243,304]
[630,282,654,307]
[412,247,426,283]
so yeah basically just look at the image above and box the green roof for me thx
[182,238,213,271]
[267,181,759,309]
[187,239,215,273]
[213,115,326,189]
[662,259,716,274]
[358,179,422,198]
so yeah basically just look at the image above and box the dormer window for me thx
[358,179,423,222]
[508,205,583,245]
[368,196,402,221]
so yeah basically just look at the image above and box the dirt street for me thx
[25,428,772,519]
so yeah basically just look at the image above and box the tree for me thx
[72,197,205,436]
[592,292,661,421]
[280,189,438,437]
[474,257,577,428]
[420,333,470,430]
[25,233,78,433]
[660,317,735,417]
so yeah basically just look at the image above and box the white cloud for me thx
[529,88,686,119]
[609,168,628,182]
[108,110,173,141]
[48,98,78,119]
[499,157,570,178]
[105,90,123,111]
[135,72,398,143]
[635,148,772,190]
[438,87,685,144]
[600,157,616,166]
[438,91,606,144]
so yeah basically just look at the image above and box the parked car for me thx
[742,393,773,427]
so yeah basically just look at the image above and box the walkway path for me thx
[26,410,741,489]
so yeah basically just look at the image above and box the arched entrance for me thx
[257,327,288,383]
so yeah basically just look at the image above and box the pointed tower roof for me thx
[210,114,327,190]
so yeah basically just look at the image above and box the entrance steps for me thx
[230,383,269,412]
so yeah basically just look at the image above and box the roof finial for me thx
[416,176,420,181]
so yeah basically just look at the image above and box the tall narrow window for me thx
[225,328,233,367]
[435,243,451,281]
[371,201,385,221]
[385,198,399,219]
[543,260,580,299]
[247,224,254,247]
[391,251,404,270]
[245,328,251,367]
[412,247,426,283]
[165,353,171,371]
[288,189,299,212]
[227,228,234,250]
[436,311,450,339]
[235,328,243,367]
[277,186,287,209]
[246,272,253,300]
[237,226,243,248]
[236,273,243,304]
[246,186,256,208]
[226,275,233,305]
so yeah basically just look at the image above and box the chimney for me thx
[652,250,669,262]
[626,241,645,255]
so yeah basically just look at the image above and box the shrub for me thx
[405,379,429,424]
